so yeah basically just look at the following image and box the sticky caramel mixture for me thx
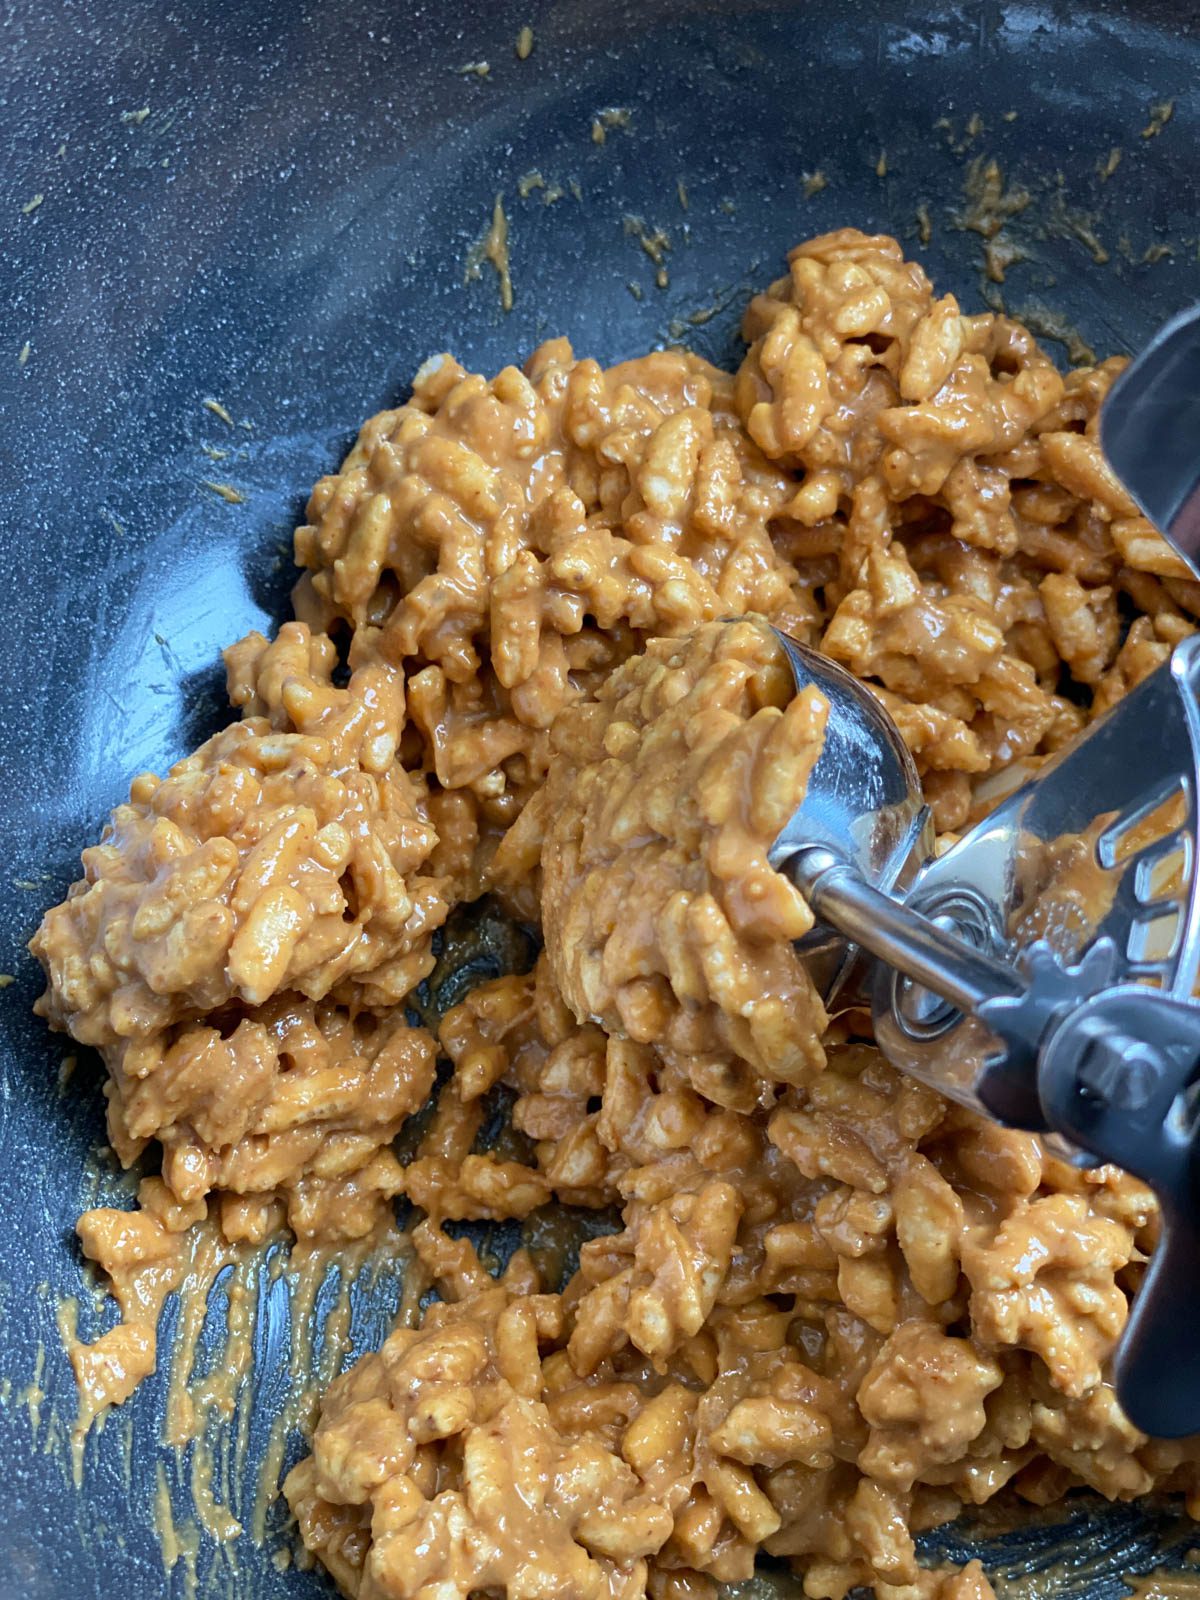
[499,619,831,1092]
[33,623,446,1046]
[30,229,1200,1600]
[291,340,812,854]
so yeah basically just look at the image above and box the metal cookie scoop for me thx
[1101,301,1200,562]
[764,304,1200,1440]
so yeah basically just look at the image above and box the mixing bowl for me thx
[2,1,1199,1594]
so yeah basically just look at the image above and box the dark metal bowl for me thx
[3,2,1199,1594]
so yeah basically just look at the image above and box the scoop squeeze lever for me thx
[763,305,1200,1439]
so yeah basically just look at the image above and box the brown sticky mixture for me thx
[292,342,812,827]
[67,998,437,1433]
[500,618,830,1089]
[32,622,445,1047]
[101,995,438,1237]
[734,231,1188,827]
[30,228,1200,1600]
[286,1256,677,1600]
[284,1049,1177,1600]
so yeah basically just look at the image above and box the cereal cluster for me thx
[293,342,811,844]
[501,619,831,1090]
[34,622,444,1044]
[31,230,1200,1600]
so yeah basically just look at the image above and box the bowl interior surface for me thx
[2,1,1199,1594]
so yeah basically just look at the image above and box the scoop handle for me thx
[787,846,1020,1014]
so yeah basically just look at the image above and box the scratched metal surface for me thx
[2,0,1200,1594]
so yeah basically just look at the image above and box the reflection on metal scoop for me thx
[758,306,1200,1439]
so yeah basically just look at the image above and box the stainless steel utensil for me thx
[1101,302,1200,565]
[766,306,1200,1438]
